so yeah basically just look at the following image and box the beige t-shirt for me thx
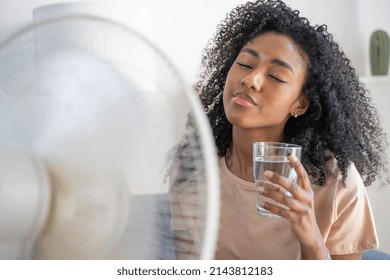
[170,156,378,259]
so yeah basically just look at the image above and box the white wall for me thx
[284,0,390,77]
[1,0,390,254]
[0,0,245,84]
[1,0,389,79]
[362,77,390,254]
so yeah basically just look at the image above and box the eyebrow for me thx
[240,48,295,74]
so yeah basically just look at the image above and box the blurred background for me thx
[0,0,389,254]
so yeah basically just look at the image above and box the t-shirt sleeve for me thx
[325,164,379,255]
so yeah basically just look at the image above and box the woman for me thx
[169,0,387,260]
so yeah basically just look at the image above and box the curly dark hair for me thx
[169,0,387,188]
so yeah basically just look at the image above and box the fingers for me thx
[259,199,292,219]
[260,198,311,224]
[257,155,314,220]
[288,155,311,191]
[258,182,307,215]
[262,155,312,195]
[263,170,304,201]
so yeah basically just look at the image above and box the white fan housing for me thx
[0,11,219,260]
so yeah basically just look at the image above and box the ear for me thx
[291,94,309,117]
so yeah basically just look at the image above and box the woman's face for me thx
[223,31,308,138]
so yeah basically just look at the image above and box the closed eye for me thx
[236,62,252,69]
[269,75,287,83]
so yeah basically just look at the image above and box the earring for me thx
[292,112,298,118]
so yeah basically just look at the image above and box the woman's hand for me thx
[258,154,329,259]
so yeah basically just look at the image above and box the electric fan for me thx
[0,15,219,259]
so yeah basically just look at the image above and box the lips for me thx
[232,92,258,106]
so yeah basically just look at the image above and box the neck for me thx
[225,127,284,182]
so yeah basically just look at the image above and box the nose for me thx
[241,73,261,92]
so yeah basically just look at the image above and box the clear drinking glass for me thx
[253,142,302,218]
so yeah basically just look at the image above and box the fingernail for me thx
[278,203,291,211]
[289,155,298,163]
[258,186,268,194]
[264,170,273,178]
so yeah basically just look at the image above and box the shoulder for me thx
[320,151,364,190]
[325,160,378,252]
[313,155,367,210]
[322,153,365,190]
[323,158,369,218]
[337,162,367,206]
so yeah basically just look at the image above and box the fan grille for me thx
[0,16,219,259]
